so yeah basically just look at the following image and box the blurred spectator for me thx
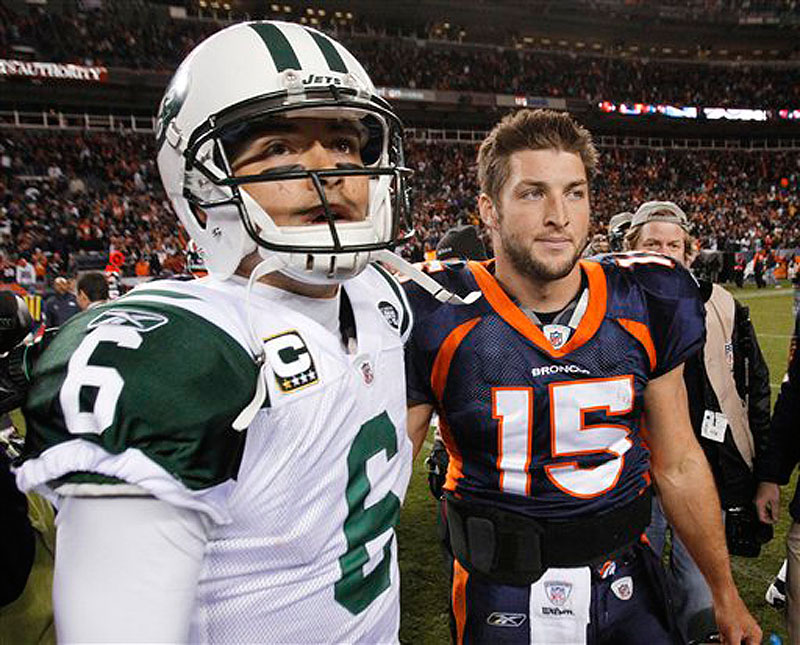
[43,277,79,327]
[76,271,109,310]
[435,225,488,261]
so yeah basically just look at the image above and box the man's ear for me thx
[478,193,499,231]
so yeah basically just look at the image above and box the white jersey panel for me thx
[189,267,412,644]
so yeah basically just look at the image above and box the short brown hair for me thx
[477,109,599,202]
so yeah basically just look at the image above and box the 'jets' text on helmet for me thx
[156,21,412,283]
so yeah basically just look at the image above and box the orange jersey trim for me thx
[467,259,607,358]
[452,559,469,645]
[431,317,481,402]
[432,318,479,493]
[440,415,465,492]
[616,318,657,372]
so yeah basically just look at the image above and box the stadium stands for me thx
[1,129,797,284]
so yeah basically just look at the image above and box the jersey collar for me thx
[467,259,607,358]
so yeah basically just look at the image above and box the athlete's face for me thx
[229,117,369,227]
[633,221,688,267]
[483,148,590,283]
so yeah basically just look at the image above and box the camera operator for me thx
[626,201,772,643]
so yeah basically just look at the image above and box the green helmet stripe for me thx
[249,23,301,71]
[305,29,348,73]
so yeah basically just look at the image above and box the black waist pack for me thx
[444,489,652,587]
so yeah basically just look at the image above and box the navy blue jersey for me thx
[405,253,705,520]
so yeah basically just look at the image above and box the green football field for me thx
[1,283,797,645]
[397,283,799,645]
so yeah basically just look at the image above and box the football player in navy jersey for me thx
[404,109,760,644]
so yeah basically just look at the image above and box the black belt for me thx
[444,488,652,587]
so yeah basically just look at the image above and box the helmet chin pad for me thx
[240,188,376,285]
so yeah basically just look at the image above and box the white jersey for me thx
[17,264,414,644]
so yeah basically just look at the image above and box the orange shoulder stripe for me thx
[431,317,481,402]
[616,318,657,372]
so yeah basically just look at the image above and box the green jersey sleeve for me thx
[17,300,260,523]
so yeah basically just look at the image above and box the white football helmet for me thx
[156,21,411,283]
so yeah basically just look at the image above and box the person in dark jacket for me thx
[626,201,772,642]
[42,277,79,328]
[755,312,800,641]
[0,449,35,607]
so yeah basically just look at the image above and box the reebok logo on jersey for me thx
[263,331,319,393]
[88,309,169,333]
[530,364,590,378]
[486,612,527,628]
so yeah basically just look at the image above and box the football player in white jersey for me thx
[16,21,415,643]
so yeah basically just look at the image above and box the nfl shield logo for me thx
[360,360,375,385]
[611,576,634,601]
[542,323,571,350]
[544,581,572,607]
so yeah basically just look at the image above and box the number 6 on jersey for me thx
[59,325,142,435]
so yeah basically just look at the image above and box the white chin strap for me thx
[230,254,290,431]
[373,251,482,305]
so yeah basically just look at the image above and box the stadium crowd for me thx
[1,129,798,284]
[2,4,800,107]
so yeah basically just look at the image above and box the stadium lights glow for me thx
[346,12,353,19]
[310,17,318,24]
[198,0,207,7]
[318,9,325,16]
[271,4,280,11]
[705,108,767,121]
[592,43,602,50]
[223,3,230,9]
[443,22,450,29]
[597,101,698,119]
[523,36,533,43]
[541,38,551,45]
[283,5,292,13]
[558,40,568,46]
[306,8,314,15]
